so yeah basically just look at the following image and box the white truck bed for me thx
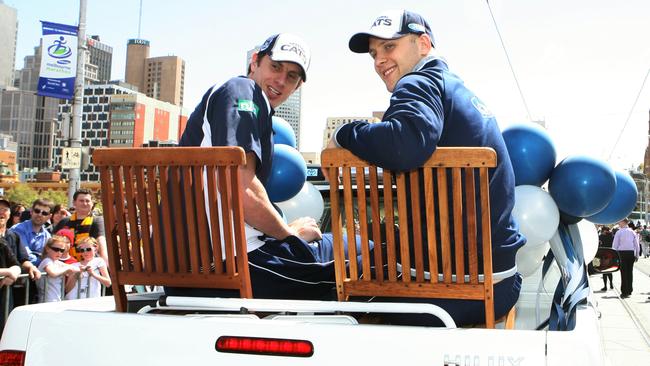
[0,265,607,366]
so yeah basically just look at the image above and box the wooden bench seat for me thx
[321,147,513,328]
[94,146,252,312]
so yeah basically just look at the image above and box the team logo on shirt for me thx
[471,96,494,118]
[237,99,259,117]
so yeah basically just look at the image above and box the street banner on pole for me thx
[37,21,78,100]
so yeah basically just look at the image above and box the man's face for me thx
[30,204,51,227]
[0,204,10,227]
[249,54,302,108]
[368,34,430,92]
[74,194,93,216]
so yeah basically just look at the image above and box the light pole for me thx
[68,0,87,207]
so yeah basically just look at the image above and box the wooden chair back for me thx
[321,147,500,327]
[94,147,251,312]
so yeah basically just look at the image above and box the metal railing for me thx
[1,271,108,329]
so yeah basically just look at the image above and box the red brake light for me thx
[0,350,25,366]
[216,336,313,357]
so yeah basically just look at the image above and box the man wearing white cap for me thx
[175,33,362,300]
[328,10,525,326]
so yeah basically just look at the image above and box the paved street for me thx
[590,256,650,365]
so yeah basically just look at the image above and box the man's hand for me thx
[289,217,322,243]
[27,264,41,280]
[0,277,15,287]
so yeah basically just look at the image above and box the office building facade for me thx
[109,93,188,147]
[0,1,17,88]
[56,84,135,181]
[145,56,185,106]
[87,35,113,83]
[0,89,58,171]
[55,83,188,182]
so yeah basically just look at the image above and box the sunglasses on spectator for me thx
[76,247,93,253]
[49,246,65,253]
[32,208,51,216]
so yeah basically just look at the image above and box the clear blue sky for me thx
[6,0,650,170]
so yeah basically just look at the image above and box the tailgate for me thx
[23,311,547,365]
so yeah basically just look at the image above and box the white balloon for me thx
[276,182,325,223]
[513,185,560,247]
[568,220,599,264]
[516,241,550,277]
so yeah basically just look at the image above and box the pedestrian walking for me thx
[612,219,640,298]
[598,226,614,291]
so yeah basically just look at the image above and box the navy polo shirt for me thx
[180,76,274,183]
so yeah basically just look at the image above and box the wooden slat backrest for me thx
[322,147,498,328]
[94,147,251,312]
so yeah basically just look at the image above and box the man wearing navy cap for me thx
[328,10,526,326]
[174,33,362,300]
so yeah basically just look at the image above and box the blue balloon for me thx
[265,144,307,202]
[502,123,556,186]
[272,116,297,148]
[548,156,616,217]
[586,171,638,224]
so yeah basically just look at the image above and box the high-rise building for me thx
[87,35,113,83]
[17,46,40,92]
[144,56,185,107]
[125,38,149,92]
[125,39,185,106]
[322,116,380,150]
[0,1,17,88]
[0,89,58,170]
[55,83,189,181]
[246,47,303,149]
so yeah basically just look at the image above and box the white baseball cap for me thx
[258,33,311,82]
[349,9,435,53]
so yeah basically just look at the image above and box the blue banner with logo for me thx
[37,21,78,100]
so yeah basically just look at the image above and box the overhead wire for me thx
[485,0,533,121]
[607,67,650,161]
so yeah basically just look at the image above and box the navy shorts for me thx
[165,233,368,300]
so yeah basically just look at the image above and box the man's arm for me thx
[612,231,620,250]
[334,77,443,171]
[0,245,21,286]
[241,152,321,242]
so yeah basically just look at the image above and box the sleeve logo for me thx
[237,99,259,117]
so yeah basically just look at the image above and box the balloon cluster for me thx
[503,123,638,276]
[265,117,325,222]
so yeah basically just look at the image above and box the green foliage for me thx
[40,190,68,207]
[3,185,68,207]
[4,183,38,206]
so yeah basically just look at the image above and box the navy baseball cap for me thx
[349,9,435,53]
[258,33,311,82]
[0,197,9,208]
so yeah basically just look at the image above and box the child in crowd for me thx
[55,229,78,265]
[65,237,110,299]
[37,236,80,302]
